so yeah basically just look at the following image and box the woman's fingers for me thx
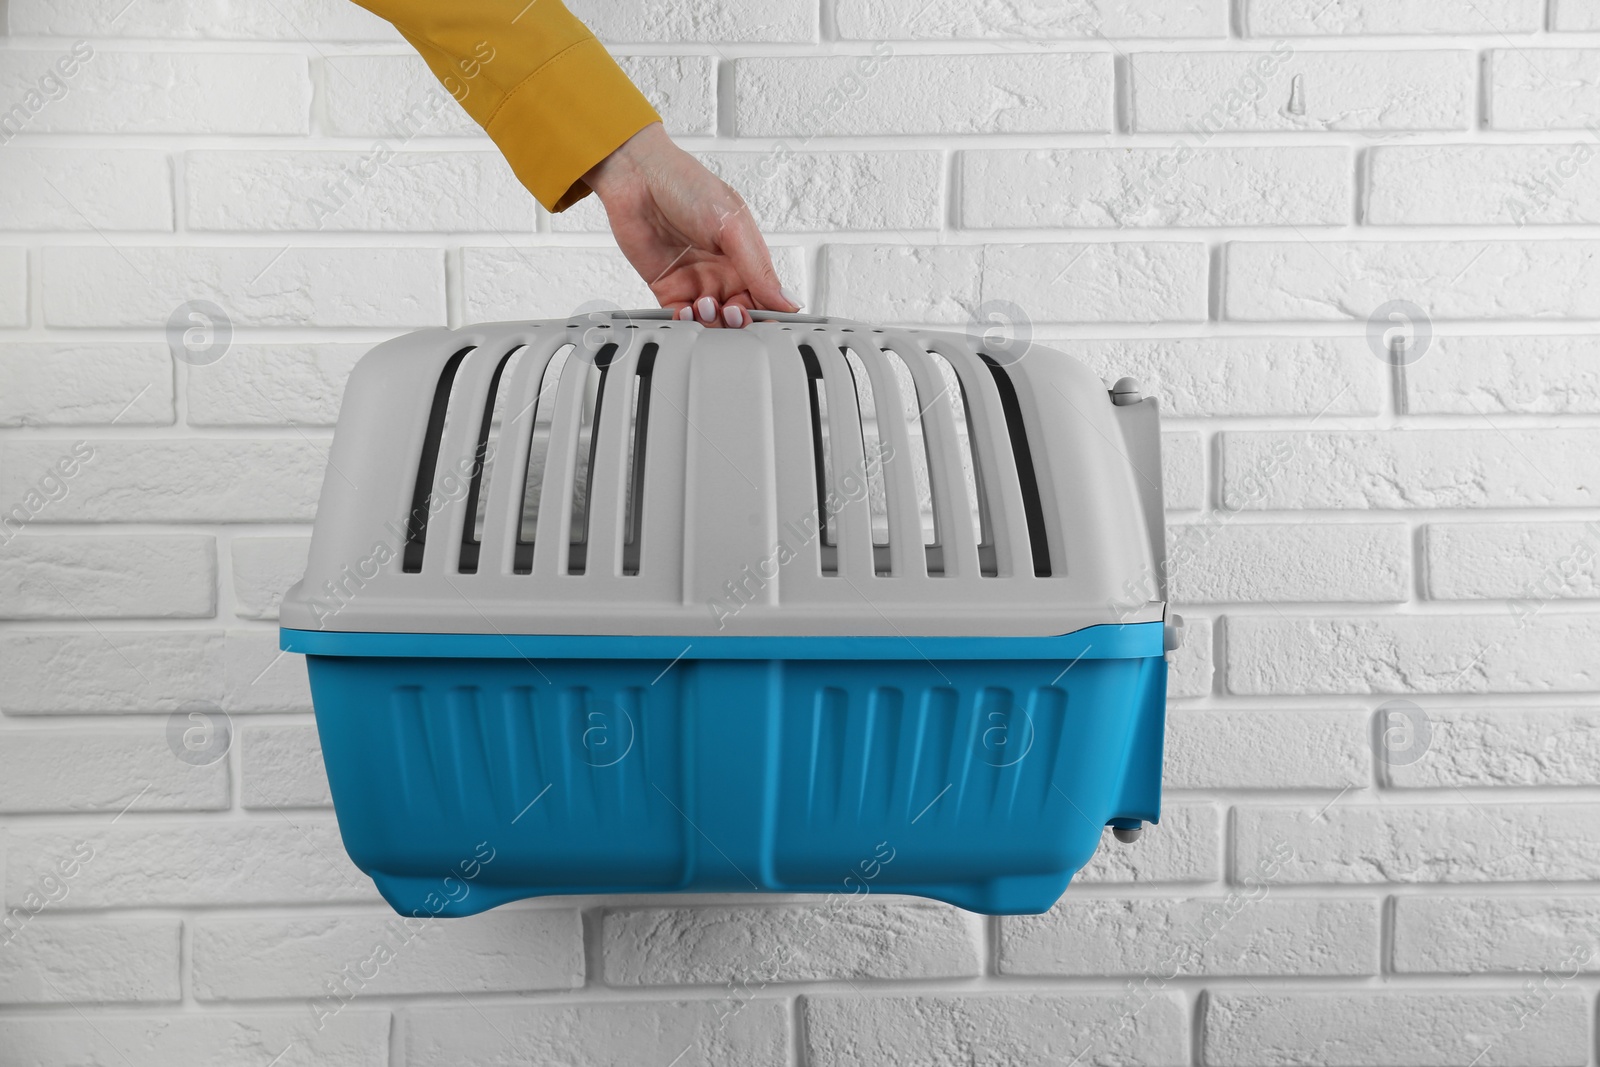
[716,204,796,313]
[667,293,756,329]
[660,277,761,330]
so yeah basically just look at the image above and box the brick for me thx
[8,0,397,39]
[988,243,1209,323]
[963,147,1350,228]
[615,55,718,134]
[225,629,314,711]
[0,629,310,714]
[710,150,942,232]
[735,54,1112,136]
[194,910,582,1000]
[1383,708,1600,788]
[570,0,812,41]
[463,245,806,321]
[1074,804,1221,884]
[603,902,980,985]
[1488,49,1600,130]
[323,54,714,139]
[322,55,482,138]
[1246,0,1542,34]
[0,918,180,1003]
[1166,614,1214,697]
[837,0,1227,38]
[1406,335,1600,414]
[558,151,944,232]
[822,243,1207,324]
[1221,430,1600,509]
[0,149,171,230]
[0,247,23,326]
[1167,522,1410,603]
[1394,896,1600,972]
[1203,991,1588,1066]
[241,724,330,808]
[42,246,445,327]
[1226,614,1600,695]
[1552,0,1600,30]
[406,999,788,1065]
[823,244,980,323]
[0,1012,387,1067]
[185,151,530,232]
[1228,240,1600,321]
[1132,50,1473,132]
[0,439,326,522]
[0,343,172,426]
[187,343,365,428]
[1,630,223,714]
[1043,337,1381,417]
[4,819,377,908]
[1427,521,1600,600]
[0,50,309,134]
[1368,145,1600,225]
[1165,709,1369,789]
[0,725,227,813]
[462,247,658,321]
[1163,431,1205,512]
[1234,803,1600,884]
[0,535,215,619]
[804,992,1187,1067]
[1000,896,1378,976]
[231,536,312,620]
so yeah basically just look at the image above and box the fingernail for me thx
[722,305,745,328]
[695,296,716,323]
[674,305,692,321]
[780,286,804,310]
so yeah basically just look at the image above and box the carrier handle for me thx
[604,308,859,326]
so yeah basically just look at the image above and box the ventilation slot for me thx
[567,343,619,576]
[458,347,521,574]
[843,349,891,575]
[981,355,1052,578]
[928,351,996,577]
[470,346,528,550]
[799,345,838,576]
[622,343,658,577]
[513,343,575,574]
[402,347,472,573]
[882,348,942,575]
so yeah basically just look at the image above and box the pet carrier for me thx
[279,310,1178,917]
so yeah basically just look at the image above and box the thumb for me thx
[717,205,799,312]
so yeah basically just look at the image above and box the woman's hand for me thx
[584,123,801,327]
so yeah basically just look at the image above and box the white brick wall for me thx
[0,149,173,230]
[0,50,313,133]
[2,1,1598,1063]
[1130,50,1476,132]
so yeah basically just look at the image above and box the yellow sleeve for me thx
[352,0,661,211]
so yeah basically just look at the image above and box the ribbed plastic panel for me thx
[296,628,1166,916]
[279,312,1167,637]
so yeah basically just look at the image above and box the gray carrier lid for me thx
[279,311,1168,638]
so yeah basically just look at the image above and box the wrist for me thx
[585,122,667,202]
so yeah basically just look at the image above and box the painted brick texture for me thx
[2,4,1597,1064]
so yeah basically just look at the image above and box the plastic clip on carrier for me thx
[279,309,1179,916]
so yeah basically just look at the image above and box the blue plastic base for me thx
[282,625,1168,917]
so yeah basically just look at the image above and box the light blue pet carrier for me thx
[279,310,1178,916]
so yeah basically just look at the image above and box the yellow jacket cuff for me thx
[353,0,661,212]
[485,37,662,212]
